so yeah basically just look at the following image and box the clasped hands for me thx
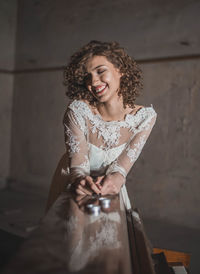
[73,173,125,196]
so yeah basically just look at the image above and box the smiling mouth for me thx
[94,85,108,96]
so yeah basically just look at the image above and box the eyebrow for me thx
[91,65,106,71]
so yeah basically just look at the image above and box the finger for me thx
[75,194,87,202]
[80,179,86,187]
[77,195,90,207]
[95,176,104,188]
[86,176,101,194]
[76,189,86,195]
[96,176,104,183]
[100,182,109,195]
[92,177,101,189]
[95,182,102,190]
[100,177,108,189]
[89,181,101,194]
[78,184,93,196]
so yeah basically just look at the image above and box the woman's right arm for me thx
[63,109,101,195]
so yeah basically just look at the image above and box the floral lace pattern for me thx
[64,100,157,180]
[68,100,156,150]
[63,100,157,211]
[126,135,147,163]
[64,124,80,157]
[78,155,90,174]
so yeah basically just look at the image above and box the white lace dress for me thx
[63,100,157,210]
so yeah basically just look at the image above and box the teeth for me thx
[96,85,106,93]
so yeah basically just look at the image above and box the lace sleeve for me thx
[106,107,157,178]
[63,108,90,180]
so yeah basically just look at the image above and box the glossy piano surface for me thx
[2,191,133,274]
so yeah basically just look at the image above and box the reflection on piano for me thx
[2,192,191,274]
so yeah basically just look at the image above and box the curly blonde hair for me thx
[64,40,142,108]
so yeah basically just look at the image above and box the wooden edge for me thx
[153,248,191,268]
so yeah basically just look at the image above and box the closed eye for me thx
[98,70,106,74]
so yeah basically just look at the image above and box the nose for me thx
[91,74,100,86]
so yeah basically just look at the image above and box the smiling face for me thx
[85,55,122,103]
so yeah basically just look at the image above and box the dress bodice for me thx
[88,143,126,176]
[63,100,157,210]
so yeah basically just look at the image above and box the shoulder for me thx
[68,99,88,111]
[63,100,89,132]
[124,105,156,134]
[64,99,93,124]
[128,104,156,117]
[66,99,92,117]
[64,100,85,119]
[135,105,157,132]
[134,104,157,118]
[126,104,157,130]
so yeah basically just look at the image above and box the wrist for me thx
[106,162,127,179]
[114,172,126,185]
[107,172,126,187]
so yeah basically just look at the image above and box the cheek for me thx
[109,70,121,85]
[111,75,121,88]
[102,73,112,84]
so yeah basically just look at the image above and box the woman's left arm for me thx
[100,108,157,195]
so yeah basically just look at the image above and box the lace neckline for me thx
[68,100,156,150]
[80,100,144,124]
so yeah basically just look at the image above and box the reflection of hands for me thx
[100,173,125,196]
[73,176,102,196]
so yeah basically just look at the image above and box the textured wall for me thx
[8,0,200,228]
[128,60,200,228]
[10,71,67,187]
[15,0,200,69]
[0,74,14,187]
[0,0,17,187]
[0,0,17,70]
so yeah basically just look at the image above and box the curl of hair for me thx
[63,40,143,108]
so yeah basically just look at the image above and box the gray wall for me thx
[131,59,200,228]
[2,0,200,229]
[0,0,17,188]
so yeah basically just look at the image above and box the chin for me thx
[95,95,110,103]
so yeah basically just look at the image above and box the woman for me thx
[46,40,157,212]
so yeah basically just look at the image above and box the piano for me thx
[2,191,190,274]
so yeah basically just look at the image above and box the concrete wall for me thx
[14,0,200,70]
[129,59,200,228]
[8,0,200,228]
[0,0,17,188]
[10,71,67,187]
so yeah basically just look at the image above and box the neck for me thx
[97,97,125,121]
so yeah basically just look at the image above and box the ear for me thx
[116,68,123,77]
[119,71,124,78]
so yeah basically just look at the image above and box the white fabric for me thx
[63,100,157,210]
